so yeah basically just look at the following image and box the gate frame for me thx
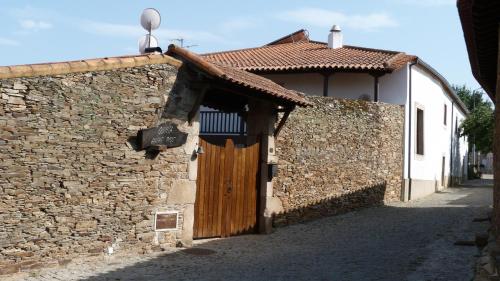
[191,98,281,239]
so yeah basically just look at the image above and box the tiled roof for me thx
[203,30,416,73]
[0,54,182,79]
[167,44,311,107]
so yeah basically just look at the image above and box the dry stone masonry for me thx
[0,63,201,274]
[273,97,404,225]
[0,58,407,275]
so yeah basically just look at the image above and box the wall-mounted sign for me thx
[138,122,188,150]
[154,211,179,231]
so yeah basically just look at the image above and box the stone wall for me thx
[0,63,201,274]
[273,97,404,225]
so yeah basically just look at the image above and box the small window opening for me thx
[416,108,424,155]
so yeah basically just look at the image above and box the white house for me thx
[204,27,469,200]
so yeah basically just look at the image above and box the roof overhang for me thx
[414,59,469,115]
[167,44,311,107]
[458,0,500,99]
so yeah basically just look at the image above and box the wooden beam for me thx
[252,68,387,76]
[274,106,295,137]
[322,73,330,97]
[370,73,385,102]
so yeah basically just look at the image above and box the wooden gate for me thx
[194,135,260,239]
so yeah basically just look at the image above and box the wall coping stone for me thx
[0,54,182,79]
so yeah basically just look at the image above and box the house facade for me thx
[204,28,469,200]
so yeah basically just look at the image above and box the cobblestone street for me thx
[6,180,492,281]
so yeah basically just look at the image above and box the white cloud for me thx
[220,18,258,32]
[0,37,19,46]
[19,20,53,31]
[276,8,398,31]
[395,0,454,6]
[79,21,228,45]
[10,6,56,19]
[10,6,55,33]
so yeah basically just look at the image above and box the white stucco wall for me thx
[263,65,468,201]
[264,71,409,103]
[405,65,469,199]
[327,73,373,99]
[452,105,468,182]
[409,66,452,182]
[262,73,324,96]
[379,67,408,105]
[264,72,368,98]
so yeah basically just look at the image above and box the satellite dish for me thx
[140,8,161,31]
[138,34,159,54]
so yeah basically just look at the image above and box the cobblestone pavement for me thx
[5,180,492,281]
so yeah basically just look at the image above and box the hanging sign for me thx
[138,122,188,150]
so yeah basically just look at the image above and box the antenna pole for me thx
[148,22,152,48]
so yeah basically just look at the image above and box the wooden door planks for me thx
[194,136,260,239]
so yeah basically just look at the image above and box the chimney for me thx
[328,25,343,49]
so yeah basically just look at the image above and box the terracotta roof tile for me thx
[167,45,311,107]
[203,31,416,73]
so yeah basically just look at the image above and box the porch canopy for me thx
[166,44,311,111]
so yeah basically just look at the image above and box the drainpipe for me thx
[407,61,417,201]
[449,102,454,186]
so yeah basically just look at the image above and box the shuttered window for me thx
[416,108,424,155]
[444,104,447,125]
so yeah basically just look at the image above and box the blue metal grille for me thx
[199,111,247,135]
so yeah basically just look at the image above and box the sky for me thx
[0,0,484,95]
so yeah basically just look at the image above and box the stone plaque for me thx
[138,122,188,150]
[155,211,178,231]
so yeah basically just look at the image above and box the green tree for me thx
[453,85,494,153]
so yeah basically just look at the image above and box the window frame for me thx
[415,104,425,157]
[443,104,447,126]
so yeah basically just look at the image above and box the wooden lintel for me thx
[370,73,385,102]
[322,73,330,97]
[274,106,295,137]
[188,86,208,125]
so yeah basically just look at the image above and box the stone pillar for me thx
[247,100,283,234]
[158,79,201,247]
[179,111,200,247]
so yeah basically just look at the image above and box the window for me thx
[416,108,424,155]
[443,104,447,125]
[441,156,446,186]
